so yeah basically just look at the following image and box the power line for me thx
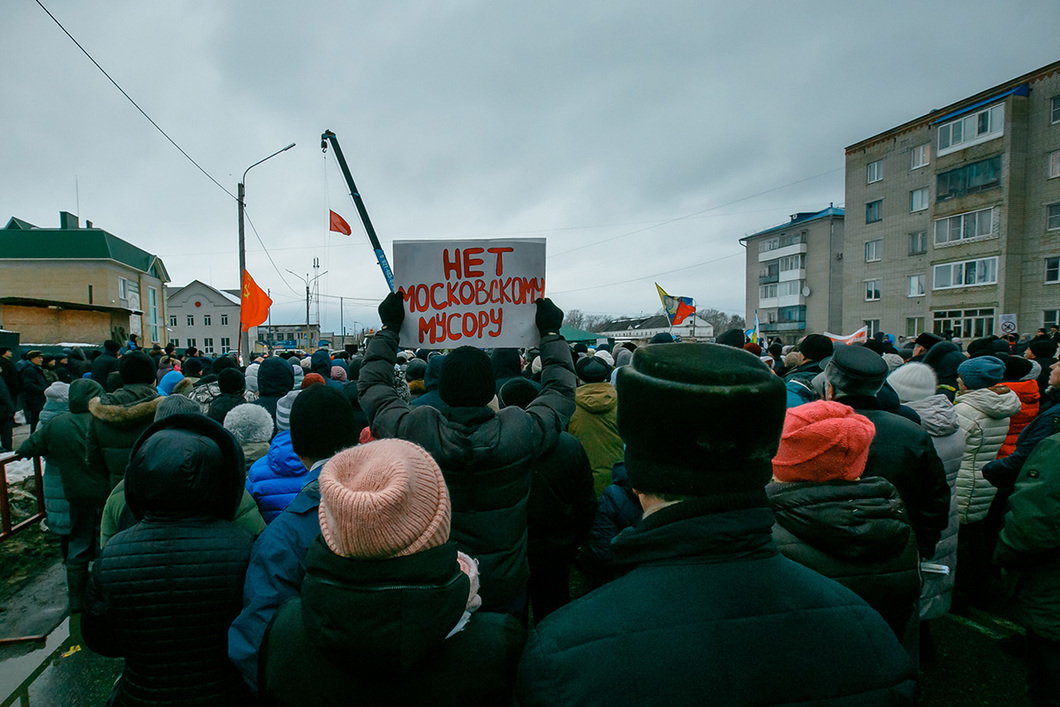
[550,250,745,296]
[244,210,300,296]
[35,0,235,200]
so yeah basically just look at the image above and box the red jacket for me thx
[998,379,1040,458]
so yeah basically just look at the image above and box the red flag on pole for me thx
[240,269,273,332]
[329,210,352,235]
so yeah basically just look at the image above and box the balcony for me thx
[759,273,779,285]
[759,242,807,263]
[760,321,805,332]
[779,268,806,282]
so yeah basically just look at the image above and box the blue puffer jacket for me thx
[245,431,309,523]
[39,388,72,535]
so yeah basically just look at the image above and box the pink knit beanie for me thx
[318,438,450,559]
[772,400,876,483]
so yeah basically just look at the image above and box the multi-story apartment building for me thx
[0,211,170,347]
[844,60,1060,340]
[165,280,253,356]
[740,206,845,343]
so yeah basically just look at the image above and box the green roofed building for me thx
[0,211,170,347]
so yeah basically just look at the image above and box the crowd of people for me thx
[1,305,1059,705]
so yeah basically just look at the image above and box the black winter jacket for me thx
[87,384,160,490]
[836,395,950,558]
[516,498,916,706]
[526,431,595,557]
[90,352,120,384]
[767,477,921,640]
[260,537,524,706]
[359,329,576,613]
[20,363,47,413]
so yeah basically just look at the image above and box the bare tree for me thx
[697,308,746,334]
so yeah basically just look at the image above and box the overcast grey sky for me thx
[3,1,1058,333]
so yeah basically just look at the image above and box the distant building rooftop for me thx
[739,206,844,243]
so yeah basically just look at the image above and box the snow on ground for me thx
[2,457,37,485]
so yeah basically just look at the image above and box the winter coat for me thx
[0,355,19,399]
[526,432,595,557]
[66,348,91,379]
[767,478,921,641]
[228,473,323,693]
[23,388,73,533]
[994,432,1060,642]
[0,376,14,422]
[567,382,623,496]
[253,357,294,421]
[515,499,916,706]
[90,352,119,384]
[260,537,525,706]
[905,394,966,619]
[585,461,643,580]
[87,384,161,490]
[410,355,446,410]
[997,379,1040,458]
[835,395,950,558]
[246,431,309,523]
[81,420,255,707]
[952,386,1020,523]
[359,329,576,614]
[188,380,255,415]
[983,400,1060,497]
[19,363,47,414]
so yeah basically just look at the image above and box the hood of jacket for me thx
[266,430,308,478]
[766,478,911,560]
[158,370,185,396]
[423,355,445,392]
[68,378,104,414]
[310,350,333,378]
[904,394,960,437]
[923,341,963,381]
[125,413,245,522]
[956,386,1021,419]
[258,357,295,397]
[298,537,470,673]
[575,381,617,414]
[88,384,161,427]
[1001,378,1041,407]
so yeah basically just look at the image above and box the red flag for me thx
[329,210,352,236]
[240,269,273,332]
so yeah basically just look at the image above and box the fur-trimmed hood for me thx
[89,385,162,428]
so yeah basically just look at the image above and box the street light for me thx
[238,142,296,364]
[285,269,328,347]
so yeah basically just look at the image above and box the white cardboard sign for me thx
[393,238,546,349]
[998,313,1018,336]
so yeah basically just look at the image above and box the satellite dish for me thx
[802,286,812,297]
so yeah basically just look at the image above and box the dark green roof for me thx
[1,216,169,281]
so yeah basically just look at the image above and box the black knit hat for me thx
[439,347,495,407]
[218,368,246,394]
[118,351,156,385]
[715,329,747,348]
[104,339,120,354]
[576,356,612,383]
[616,343,785,500]
[289,384,359,461]
[797,334,834,362]
[1029,340,1058,359]
[999,354,1033,382]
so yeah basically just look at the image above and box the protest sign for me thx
[393,238,546,349]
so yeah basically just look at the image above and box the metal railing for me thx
[0,453,45,543]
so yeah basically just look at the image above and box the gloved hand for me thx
[534,298,563,337]
[378,290,406,330]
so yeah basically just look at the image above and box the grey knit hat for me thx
[886,362,937,403]
[224,403,275,445]
[245,363,260,394]
[275,390,300,431]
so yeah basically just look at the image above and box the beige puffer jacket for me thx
[952,386,1020,523]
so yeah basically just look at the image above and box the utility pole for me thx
[286,268,327,349]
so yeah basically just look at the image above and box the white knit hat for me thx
[244,363,260,394]
[275,390,300,432]
[887,362,937,403]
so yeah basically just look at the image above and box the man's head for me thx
[1050,360,1060,389]
[289,384,359,468]
[103,339,120,355]
[576,355,612,384]
[26,350,43,365]
[616,343,786,505]
[912,332,942,357]
[823,345,888,399]
[797,334,833,364]
[0,347,10,359]
[439,347,495,407]
[164,343,176,355]
[118,351,156,385]
[1028,340,1058,361]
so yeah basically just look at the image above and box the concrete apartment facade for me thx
[0,212,170,347]
[844,60,1060,340]
[165,281,255,356]
[740,206,845,343]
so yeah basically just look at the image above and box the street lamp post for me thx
[285,269,328,348]
[238,142,295,365]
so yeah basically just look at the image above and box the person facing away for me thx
[358,292,576,617]
[766,400,921,649]
[82,413,255,706]
[516,343,915,706]
[259,438,525,706]
[567,354,623,497]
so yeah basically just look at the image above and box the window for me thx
[168,315,177,327]
[758,237,780,253]
[865,239,882,262]
[908,275,926,297]
[203,337,214,355]
[779,254,804,272]
[186,315,195,326]
[934,207,995,246]
[118,277,129,300]
[1047,257,1060,284]
[187,338,197,348]
[909,231,928,255]
[169,339,179,348]
[1049,204,1060,231]
[933,256,999,290]
[1049,151,1060,179]
[1052,96,1060,124]
[148,287,159,343]
[867,160,883,183]
[911,144,930,170]
[866,200,882,223]
[936,155,1002,201]
[203,314,212,326]
[911,188,929,212]
[906,317,925,337]
[778,305,806,323]
[760,284,777,300]
[221,337,231,353]
[933,308,995,338]
[220,314,229,326]
[1046,310,1060,329]
[937,103,1004,155]
[865,279,881,301]
[864,320,881,338]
